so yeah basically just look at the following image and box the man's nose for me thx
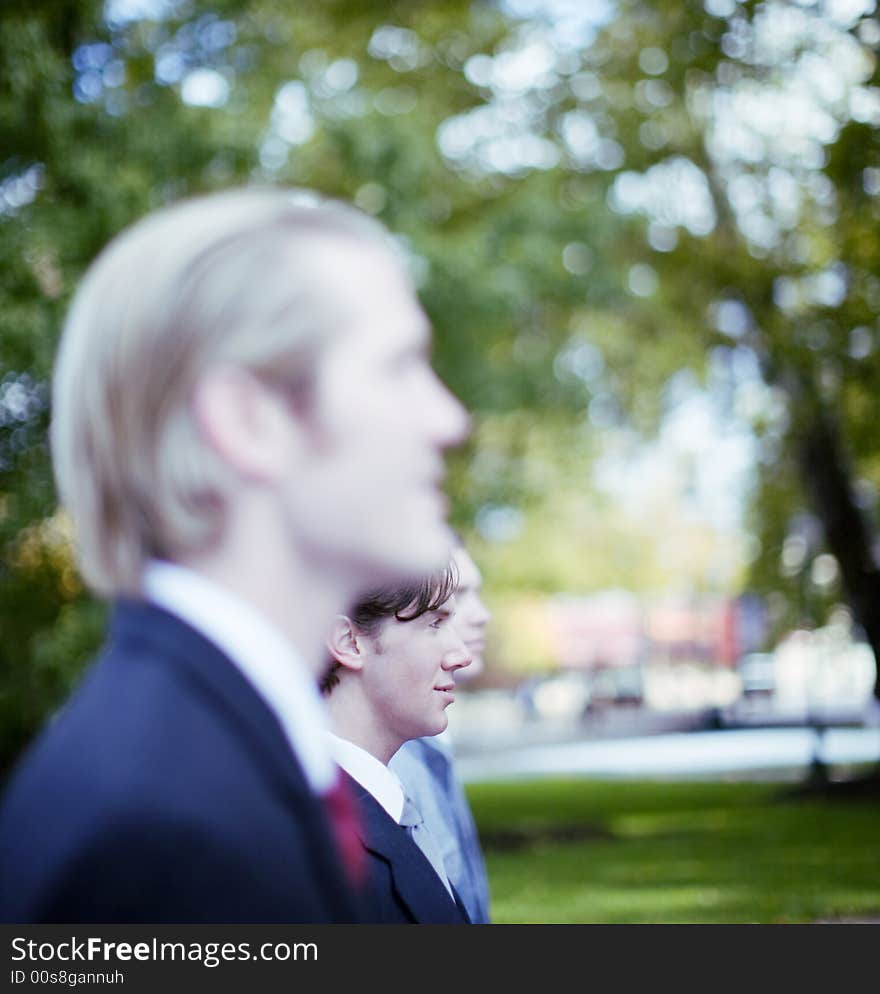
[442,640,472,672]
[428,374,470,450]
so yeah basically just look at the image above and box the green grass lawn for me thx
[466,776,880,923]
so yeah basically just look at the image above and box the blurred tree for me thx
[573,0,880,698]
[0,0,621,768]
[2,0,879,770]
[393,0,880,696]
[458,0,879,695]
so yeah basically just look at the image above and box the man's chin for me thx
[427,714,449,738]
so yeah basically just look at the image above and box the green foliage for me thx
[2,0,880,767]
[563,1,880,642]
[0,0,594,768]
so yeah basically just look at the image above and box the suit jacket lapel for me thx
[108,600,360,917]
[111,600,306,794]
[342,772,466,923]
[450,884,472,924]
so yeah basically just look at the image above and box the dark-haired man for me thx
[390,540,492,923]
[322,562,472,923]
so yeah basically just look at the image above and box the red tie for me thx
[322,772,366,888]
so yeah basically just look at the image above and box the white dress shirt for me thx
[327,733,405,823]
[143,559,336,794]
[328,733,456,899]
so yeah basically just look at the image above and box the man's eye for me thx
[430,618,444,629]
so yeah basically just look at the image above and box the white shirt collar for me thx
[327,733,405,823]
[143,559,336,793]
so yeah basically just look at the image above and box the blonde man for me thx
[0,188,468,923]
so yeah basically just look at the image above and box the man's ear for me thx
[192,365,304,481]
[326,615,365,674]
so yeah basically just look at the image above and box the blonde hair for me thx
[51,187,396,597]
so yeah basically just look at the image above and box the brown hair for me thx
[320,559,459,694]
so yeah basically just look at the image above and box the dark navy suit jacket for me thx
[0,601,363,923]
[342,772,469,924]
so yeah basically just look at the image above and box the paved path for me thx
[456,725,880,783]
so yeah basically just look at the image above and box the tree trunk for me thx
[798,411,880,701]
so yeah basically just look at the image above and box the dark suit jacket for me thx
[0,600,363,923]
[342,772,469,924]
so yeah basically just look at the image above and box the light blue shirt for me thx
[389,735,491,923]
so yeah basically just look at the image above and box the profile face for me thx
[359,594,472,747]
[451,547,490,677]
[285,239,469,588]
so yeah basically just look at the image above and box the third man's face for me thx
[451,547,490,679]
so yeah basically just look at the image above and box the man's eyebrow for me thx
[429,606,454,620]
